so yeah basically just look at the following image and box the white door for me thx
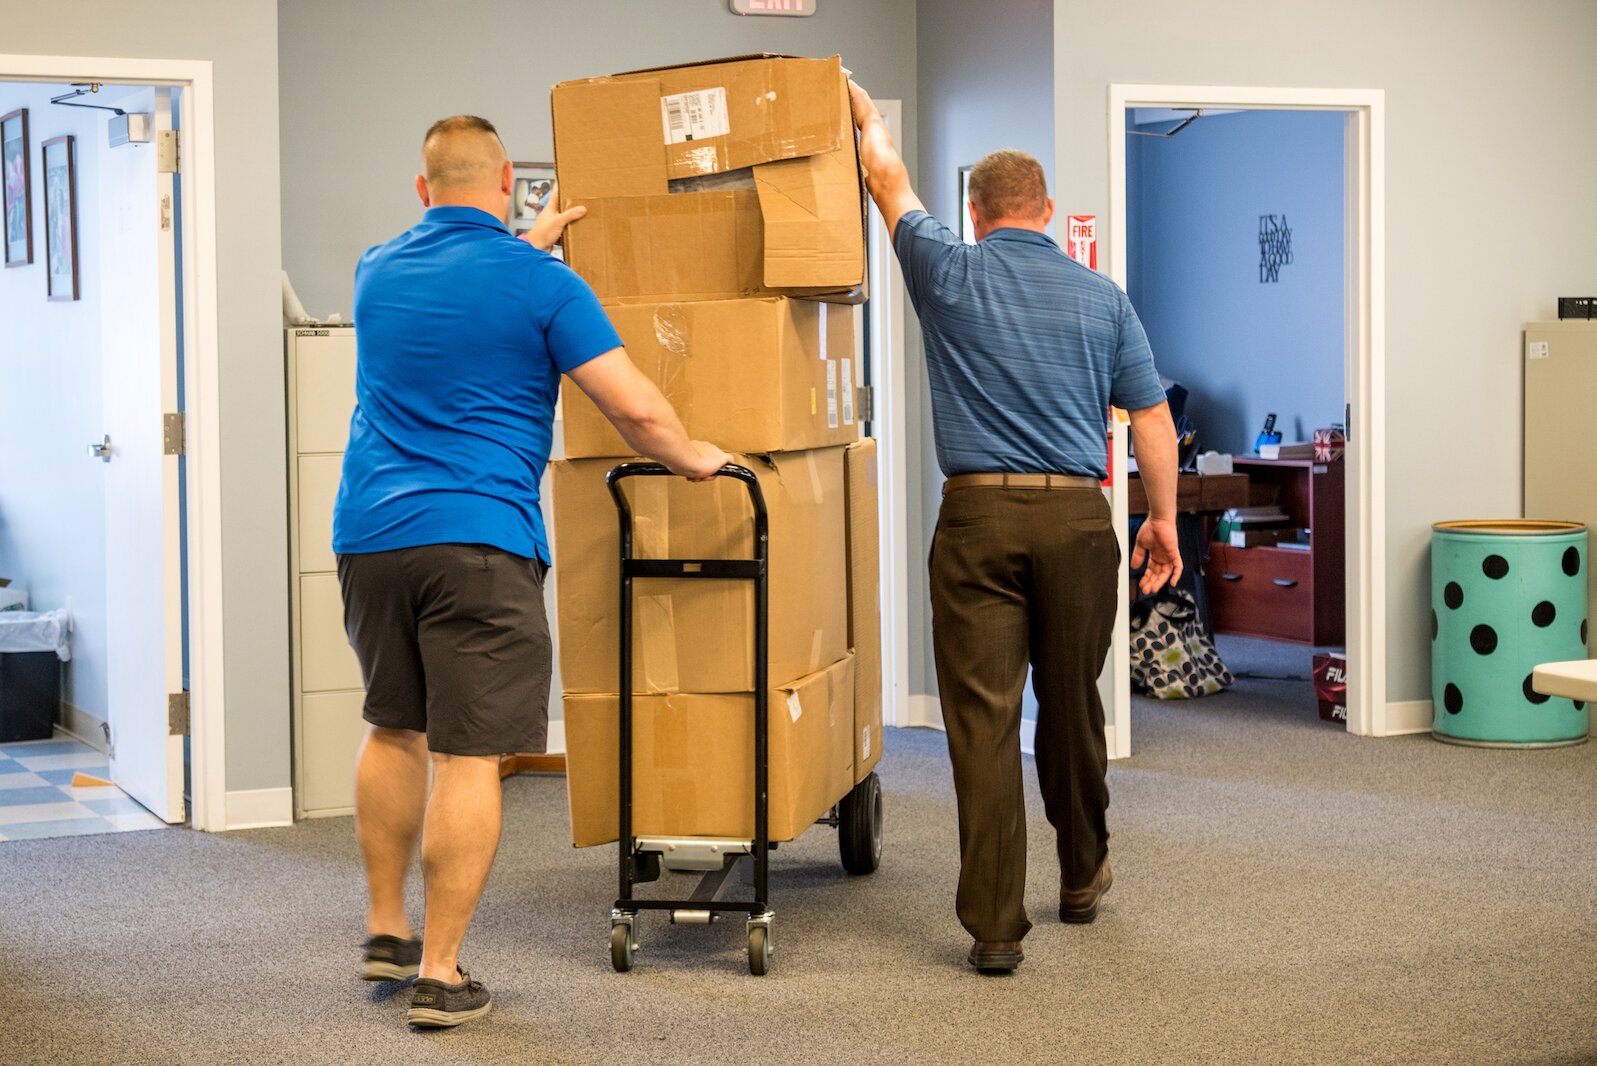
[103,86,186,822]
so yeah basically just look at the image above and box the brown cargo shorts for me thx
[336,543,552,756]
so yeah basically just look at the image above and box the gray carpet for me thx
[3,667,1595,1065]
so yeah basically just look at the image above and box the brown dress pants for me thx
[930,485,1119,943]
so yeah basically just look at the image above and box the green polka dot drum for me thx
[1431,521,1589,746]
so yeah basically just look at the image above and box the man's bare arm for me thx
[1126,401,1185,593]
[566,349,730,481]
[849,81,925,239]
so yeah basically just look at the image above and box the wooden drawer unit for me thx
[1205,458,1345,646]
[1208,544,1315,643]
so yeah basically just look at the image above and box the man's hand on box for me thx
[520,183,586,252]
[675,441,734,484]
[847,79,879,130]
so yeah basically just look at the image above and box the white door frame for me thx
[1108,84,1392,739]
[0,54,226,825]
[864,100,913,729]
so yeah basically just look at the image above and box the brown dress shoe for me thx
[1059,858,1113,923]
[968,940,1024,973]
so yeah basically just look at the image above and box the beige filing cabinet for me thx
[286,325,365,817]
[1524,320,1597,677]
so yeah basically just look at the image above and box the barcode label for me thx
[841,358,854,425]
[826,360,839,429]
[660,88,730,145]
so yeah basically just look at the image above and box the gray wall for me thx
[1055,0,1597,704]
[278,0,919,319]
[4,0,290,792]
[914,0,1055,697]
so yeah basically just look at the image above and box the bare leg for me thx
[417,752,503,982]
[355,725,429,940]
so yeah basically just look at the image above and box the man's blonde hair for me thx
[421,115,507,191]
[967,149,1048,222]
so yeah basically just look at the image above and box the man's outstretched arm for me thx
[849,80,925,238]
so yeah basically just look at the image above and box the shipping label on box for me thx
[553,447,849,694]
[562,298,859,459]
[563,654,856,846]
[845,439,883,780]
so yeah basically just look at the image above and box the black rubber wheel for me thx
[610,923,634,973]
[837,771,883,875]
[748,925,770,976]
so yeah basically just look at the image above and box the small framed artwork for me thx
[510,161,555,233]
[958,164,976,245]
[43,135,78,301]
[2,108,31,267]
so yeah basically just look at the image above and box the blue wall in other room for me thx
[1128,110,1345,456]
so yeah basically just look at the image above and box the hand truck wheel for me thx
[837,771,883,875]
[611,920,636,973]
[747,924,771,976]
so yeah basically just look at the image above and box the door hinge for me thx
[168,691,190,736]
[156,129,181,174]
[163,412,186,456]
[856,385,874,424]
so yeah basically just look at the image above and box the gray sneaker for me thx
[361,935,422,982]
[407,971,492,1029]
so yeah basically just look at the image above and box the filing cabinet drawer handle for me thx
[1221,572,1242,582]
[1273,578,1299,588]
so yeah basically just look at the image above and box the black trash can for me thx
[0,650,58,742]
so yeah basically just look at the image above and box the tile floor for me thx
[0,736,172,841]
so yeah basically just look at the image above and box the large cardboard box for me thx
[844,439,883,780]
[564,654,856,846]
[552,447,848,694]
[563,298,860,459]
[553,54,865,302]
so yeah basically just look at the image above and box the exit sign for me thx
[730,0,816,15]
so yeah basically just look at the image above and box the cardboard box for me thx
[552,447,848,694]
[1313,653,1347,723]
[563,654,856,846]
[554,54,865,301]
[845,439,882,780]
[562,298,860,459]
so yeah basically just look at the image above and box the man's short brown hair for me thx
[421,115,507,191]
[967,149,1049,222]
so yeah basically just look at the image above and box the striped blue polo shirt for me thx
[894,210,1165,479]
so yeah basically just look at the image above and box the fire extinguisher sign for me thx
[1065,215,1097,270]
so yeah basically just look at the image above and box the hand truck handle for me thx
[606,462,769,532]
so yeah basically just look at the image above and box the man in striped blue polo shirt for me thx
[851,82,1183,973]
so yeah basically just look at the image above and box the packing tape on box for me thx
[809,629,824,674]
[803,449,823,502]
[638,594,681,693]
[787,691,803,723]
[817,303,829,361]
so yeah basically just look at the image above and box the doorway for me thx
[0,53,225,830]
[1107,84,1390,751]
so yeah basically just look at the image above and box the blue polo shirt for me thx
[893,210,1166,479]
[333,206,620,563]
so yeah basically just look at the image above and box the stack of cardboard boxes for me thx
[549,55,883,848]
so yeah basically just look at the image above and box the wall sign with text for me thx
[730,0,816,16]
[1066,215,1097,270]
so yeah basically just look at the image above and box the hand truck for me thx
[604,462,883,977]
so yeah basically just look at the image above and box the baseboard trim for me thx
[545,719,566,755]
[58,702,109,754]
[1383,699,1435,736]
[907,695,944,730]
[224,787,294,830]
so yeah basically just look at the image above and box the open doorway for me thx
[0,58,216,836]
[1106,84,1390,752]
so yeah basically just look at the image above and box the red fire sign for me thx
[1066,215,1097,270]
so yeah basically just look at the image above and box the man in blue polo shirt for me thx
[850,83,1183,973]
[334,115,730,1027]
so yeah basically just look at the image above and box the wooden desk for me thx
[1125,472,1249,516]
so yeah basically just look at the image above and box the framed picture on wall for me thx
[509,161,555,234]
[958,164,976,245]
[43,135,78,301]
[2,108,31,267]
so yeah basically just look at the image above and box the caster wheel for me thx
[747,925,770,976]
[838,771,883,875]
[611,923,635,973]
